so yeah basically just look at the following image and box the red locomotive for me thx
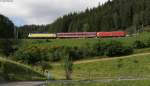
[97,31,126,37]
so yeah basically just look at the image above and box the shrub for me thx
[68,46,96,61]
[47,48,62,62]
[93,42,106,56]
[146,38,150,47]
[61,47,73,80]
[106,46,133,57]
[121,46,133,55]
[14,45,64,64]
[39,61,52,74]
[68,47,82,61]
[133,40,146,49]
[95,40,133,57]
[13,40,134,63]
[14,46,48,65]
[105,44,122,57]
[0,39,15,56]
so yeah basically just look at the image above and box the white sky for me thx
[0,0,108,26]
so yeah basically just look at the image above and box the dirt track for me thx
[52,53,150,65]
[74,53,150,64]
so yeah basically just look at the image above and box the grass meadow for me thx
[48,80,150,86]
[50,54,150,80]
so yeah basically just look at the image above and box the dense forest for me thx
[48,0,150,33]
[18,25,49,38]
[1,0,150,38]
[0,14,14,39]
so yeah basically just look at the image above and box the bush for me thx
[13,45,65,64]
[13,40,134,63]
[68,47,82,61]
[0,40,15,56]
[121,46,133,55]
[133,40,146,49]
[39,61,52,74]
[67,45,97,61]
[95,40,133,57]
[105,44,122,57]
[14,46,48,65]
[146,38,150,47]
[93,42,107,56]
[47,47,63,62]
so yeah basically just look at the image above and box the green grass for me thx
[134,48,150,54]
[48,80,150,86]
[0,57,45,81]
[21,38,99,47]
[50,54,150,80]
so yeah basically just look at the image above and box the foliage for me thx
[146,38,150,47]
[63,54,73,80]
[133,40,146,49]
[0,40,14,56]
[0,14,14,38]
[94,40,133,57]
[13,39,135,64]
[0,39,20,57]
[47,46,64,62]
[39,61,52,74]
[14,46,48,65]
[121,46,134,55]
[18,25,48,39]
[62,47,74,80]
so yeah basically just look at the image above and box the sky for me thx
[0,0,108,26]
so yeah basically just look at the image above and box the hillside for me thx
[0,57,45,82]
[18,0,150,38]
[49,0,150,32]
[10,32,150,64]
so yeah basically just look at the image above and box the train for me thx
[28,31,126,39]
